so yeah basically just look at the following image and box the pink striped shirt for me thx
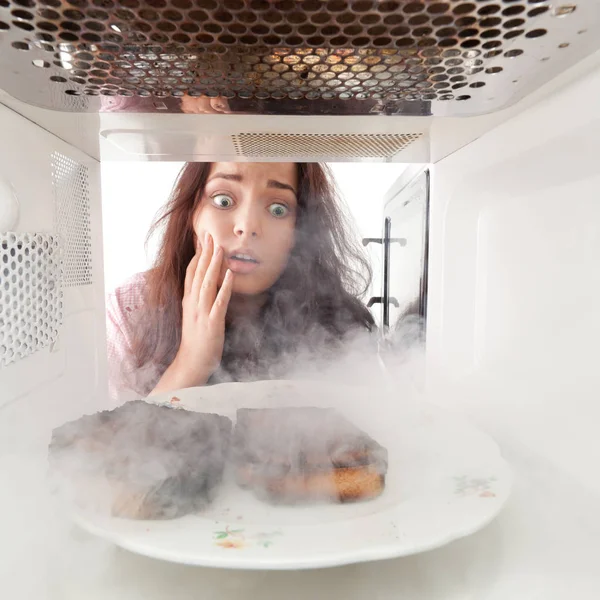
[106,272,160,402]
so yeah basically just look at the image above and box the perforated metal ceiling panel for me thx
[0,1,598,116]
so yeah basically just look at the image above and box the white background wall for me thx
[101,162,406,312]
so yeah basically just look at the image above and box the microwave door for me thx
[363,167,430,333]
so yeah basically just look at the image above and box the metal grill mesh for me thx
[0,232,63,367]
[52,152,92,287]
[0,0,592,115]
[233,132,422,157]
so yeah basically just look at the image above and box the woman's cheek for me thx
[194,225,222,252]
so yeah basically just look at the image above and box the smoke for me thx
[2,161,432,594]
[0,301,428,600]
[48,307,427,518]
[0,424,118,599]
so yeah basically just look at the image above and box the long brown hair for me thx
[129,162,375,391]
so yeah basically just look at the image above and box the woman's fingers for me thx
[186,233,233,322]
[190,232,213,302]
[210,269,234,324]
[198,241,224,313]
[184,250,201,298]
[209,97,231,114]
[180,95,230,114]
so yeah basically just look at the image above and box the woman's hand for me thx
[180,95,231,114]
[149,233,234,395]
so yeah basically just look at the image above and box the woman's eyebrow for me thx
[208,172,242,183]
[267,179,297,196]
[209,172,297,196]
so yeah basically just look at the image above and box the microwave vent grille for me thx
[232,132,422,158]
[52,153,92,287]
[0,233,63,368]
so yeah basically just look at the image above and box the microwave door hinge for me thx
[362,238,407,247]
[367,297,399,308]
[364,226,407,330]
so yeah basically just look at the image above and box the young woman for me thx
[106,162,375,401]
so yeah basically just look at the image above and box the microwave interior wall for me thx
[2,56,600,600]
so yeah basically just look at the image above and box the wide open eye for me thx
[212,194,235,209]
[268,203,289,218]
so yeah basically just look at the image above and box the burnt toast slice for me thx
[49,400,232,519]
[232,407,387,504]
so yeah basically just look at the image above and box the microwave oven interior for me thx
[2,1,600,598]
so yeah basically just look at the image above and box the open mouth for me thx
[227,252,260,274]
[229,253,259,264]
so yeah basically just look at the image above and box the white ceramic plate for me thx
[72,380,512,570]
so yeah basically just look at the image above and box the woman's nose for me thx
[234,205,261,238]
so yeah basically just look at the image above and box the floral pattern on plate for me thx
[454,476,497,498]
[214,526,283,549]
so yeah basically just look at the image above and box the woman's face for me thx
[193,162,298,296]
